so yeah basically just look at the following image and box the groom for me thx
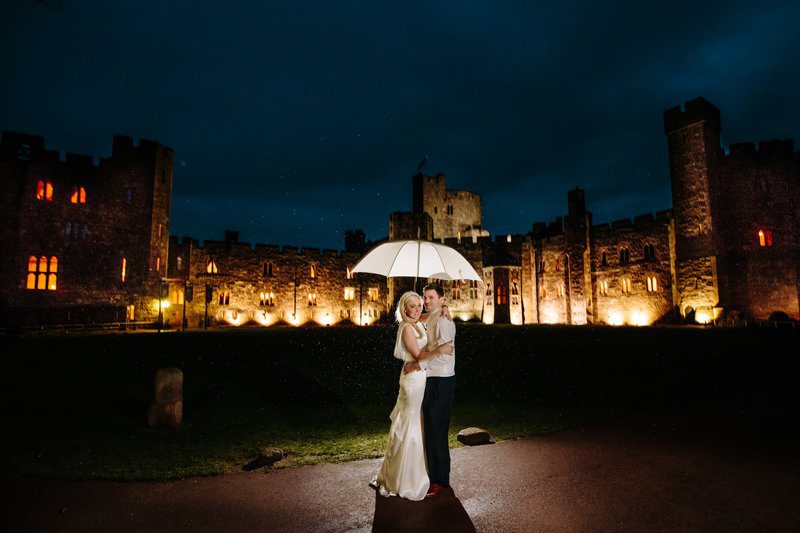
[405,283,456,498]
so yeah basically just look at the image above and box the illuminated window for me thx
[310,265,316,278]
[36,180,54,201]
[643,243,655,260]
[26,256,36,289]
[344,287,355,301]
[171,288,184,305]
[264,262,274,277]
[368,287,379,302]
[121,258,127,283]
[206,258,218,274]
[259,291,275,306]
[218,291,230,305]
[155,256,161,273]
[496,285,508,305]
[346,267,354,280]
[621,277,632,294]
[758,229,773,247]
[646,275,658,292]
[486,282,493,305]
[158,223,163,239]
[27,255,57,290]
[308,292,318,306]
[176,257,182,271]
[557,284,564,298]
[452,280,461,300]
[619,247,630,266]
[126,304,135,321]
[599,280,608,296]
[70,186,86,204]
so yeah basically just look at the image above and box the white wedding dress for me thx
[372,322,430,501]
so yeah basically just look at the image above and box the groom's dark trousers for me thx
[423,375,456,487]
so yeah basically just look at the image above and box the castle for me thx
[1,97,798,328]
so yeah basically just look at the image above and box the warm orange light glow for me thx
[308,292,318,305]
[45,182,53,201]
[758,229,773,247]
[48,273,57,290]
[608,311,624,326]
[28,256,37,272]
[630,310,649,326]
[368,287,379,302]
[155,257,161,273]
[37,273,46,290]
[344,287,355,300]
[695,309,712,324]
[207,259,218,274]
[36,181,45,200]
[310,265,316,278]
[121,258,126,282]
[49,256,57,273]
[26,273,35,289]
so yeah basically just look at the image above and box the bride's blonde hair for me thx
[395,291,424,336]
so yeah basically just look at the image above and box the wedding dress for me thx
[372,322,430,501]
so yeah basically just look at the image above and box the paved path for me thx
[4,416,799,532]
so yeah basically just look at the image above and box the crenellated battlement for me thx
[179,233,351,257]
[663,96,721,134]
[725,139,795,162]
[592,210,671,233]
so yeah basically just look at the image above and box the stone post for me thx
[148,367,183,429]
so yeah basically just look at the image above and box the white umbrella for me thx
[350,240,481,282]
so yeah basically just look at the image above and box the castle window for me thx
[496,284,508,305]
[155,256,161,273]
[601,251,607,266]
[218,291,230,305]
[126,305,135,321]
[557,284,564,298]
[18,144,30,160]
[121,258,127,283]
[65,221,84,240]
[310,265,316,278]
[260,291,275,306]
[176,257,182,271]
[126,188,133,205]
[308,292,318,306]
[486,282,493,304]
[344,287,355,301]
[171,288,184,305]
[70,187,86,204]
[621,277,632,294]
[643,243,656,260]
[346,266,354,280]
[434,206,438,214]
[599,280,608,296]
[27,255,58,290]
[469,280,478,299]
[158,223,163,239]
[646,275,658,292]
[619,247,630,266]
[758,229,773,247]
[447,205,454,215]
[452,281,461,300]
[36,180,54,201]
[511,282,519,305]
[368,287,379,302]
[263,261,274,277]
[206,258,218,274]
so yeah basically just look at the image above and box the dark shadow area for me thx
[372,487,476,532]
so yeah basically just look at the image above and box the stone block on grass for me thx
[457,427,494,446]
[148,367,183,429]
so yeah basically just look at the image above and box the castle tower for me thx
[563,188,592,324]
[412,172,482,239]
[663,97,723,320]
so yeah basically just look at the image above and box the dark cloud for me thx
[2,0,798,247]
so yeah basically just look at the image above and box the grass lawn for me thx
[1,324,797,480]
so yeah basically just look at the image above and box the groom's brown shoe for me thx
[426,483,445,498]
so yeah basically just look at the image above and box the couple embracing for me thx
[371,284,456,501]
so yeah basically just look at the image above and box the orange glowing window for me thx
[260,291,275,306]
[26,273,36,289]
[310,265,316,278]
[39,256,48,273]
[496,285,508,305]
[218,291,230,305]
[70,187,86,204]
[36,181,45,200]
[346,267,354,279]
[48,273,57,290]
[344,287,355,301]
[49,256,58,273]
[308,292,318,306]
[368,287,379,302]
[207,258,218,274]
[121,258,127,283]
[758,229,773,247]
[155,257,161,273]
[28,256,37,272]
[45,182,53,201]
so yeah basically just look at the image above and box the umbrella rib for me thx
[385,241,407,277]
[433,245,448,277]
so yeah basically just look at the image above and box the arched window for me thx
[646,275,658,292]
[264,261,274,277]
[36,181,45,200]
[346,266,354,279]
[26,256,37,289]
[621,277,632,294]
[310,264,316,278]
[758,229,773,247]
[45,182,53,201]
[601,251,607,266]
[643,243,656,260]
[619,247,630,266]
[308,292,318,306]
[28,255,58,290]
[206,258,218,274]
[70,187,87,204]
[121,258,127,283]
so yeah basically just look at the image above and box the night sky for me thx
[3,1,799,250]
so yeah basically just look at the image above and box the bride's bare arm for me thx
[401,324,424,362]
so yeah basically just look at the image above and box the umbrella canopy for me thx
[351,240,482,282]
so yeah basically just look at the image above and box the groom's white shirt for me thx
[420,307,456,377]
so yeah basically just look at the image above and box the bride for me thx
[372,291,453,501]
